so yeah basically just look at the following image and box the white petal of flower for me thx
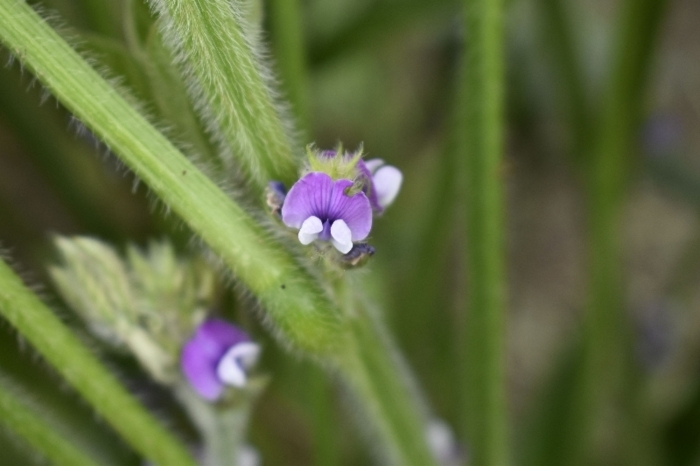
[373,165,403,208]
[298,216,323,245]
[364,158,385,173]
[216,342,261,388]
[330,219,353,254]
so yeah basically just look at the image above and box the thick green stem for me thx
[459,0,508,464]
[0,258,196,466]
[0,0,343,356]
[0,377,98,466]
[149,0,299,190]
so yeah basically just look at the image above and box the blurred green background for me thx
[1,0,700,465]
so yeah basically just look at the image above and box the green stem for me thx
[0,0,343,357]
[149,0,299,190]
[267,0,310,132]
[574,0,668,462]
[0,258,196,466]
[0,377,98,466]
[459,0,508,463]
[534,0,591,163]
[307,0,453,68]
[342,311,437,466]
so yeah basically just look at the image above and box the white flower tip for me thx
[373,165,402,208]
[216,342,261,388]
[298,216,323,245]
[330,219,353,254]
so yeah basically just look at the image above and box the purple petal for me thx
[356,159,382,213]
[180,319,250,401]
[326,179,372,241]
[281,172,334,228]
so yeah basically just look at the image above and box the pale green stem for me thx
[175,380,266,466]
[0,0,344,357]
[0,258,196,466]
[149,0,299,190]
[459,0,508,464]
[341,319,437,466]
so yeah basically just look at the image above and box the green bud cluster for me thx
[50,237,219,384]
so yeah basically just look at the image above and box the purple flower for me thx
[358,158,403,213]
[181,319,260,401]
[281,172,372,254]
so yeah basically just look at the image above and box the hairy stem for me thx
[149,0,299,191]
[0,258,196,466]
[0,0,343,356]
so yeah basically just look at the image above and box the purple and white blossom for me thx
[358,158,403,213]
[181,319,260,401]
[281,172,372,254]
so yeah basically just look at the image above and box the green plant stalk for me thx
[149,0,299,190]
[342,314,437,466]
[459,0,508,463]
[574,0,669,462]
[0,258,196,466]
[0,3,437,462]
[308,0,454,68]
[267,0,310,132]
[534,0,591,163]
[0,377,98,466]
[0,0,343,356]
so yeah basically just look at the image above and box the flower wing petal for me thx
[327,179,372,241]
[373,165,403,208]
[281,172,334,228]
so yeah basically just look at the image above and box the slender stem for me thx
[267,0,310,132]
[308,0,454,68]
[574,0,669,462]
[459,0,508,463]
[0,258,196,466]
[0,377,99,466]
[342,311,437,466]
[534,0,591,163]
[149,0,299,191]
[0,0,344,356]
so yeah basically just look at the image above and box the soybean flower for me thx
[279,147,402,254]
[181,319,260,401]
